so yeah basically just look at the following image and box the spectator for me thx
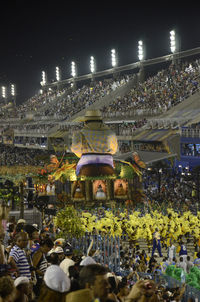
[0,275,16,302]
[79,249,97,266]
[60,246,75,277]
[37,264,70,302]
[8,232,31,280]
[32,238,54,296]
[78,264,110,302]
[14,276,29,302]
[117,281,130,302]
[126,279,158,302]
[177,256,187,273]
[66,288,93,302]
[186,255,194,273]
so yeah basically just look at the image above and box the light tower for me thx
[111,49,117,68]
[1,86,7,103]
[71,61,77,78]
[170,30,176,53]
[138,40,145,82]
[71,61,77,89]
[41,71,47,86]
[138,40,144,61]
[55,66,61,82]
[10,84,16,105]
[90,56,96,74]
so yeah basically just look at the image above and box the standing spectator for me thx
[177,257,187,273]
[0,275,16,302]
[60,246,75,277]
[126,279,158,302]
[37,265,70,302]
[78,264,110,302]
[14,276,29,302]
[80,249,97,266]
[186,256,194,273]
[117,281,130,302]
[194,251,200,268]
[8,232,31,280]
[32,238,54,297]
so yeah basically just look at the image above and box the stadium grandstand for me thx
[1,46,200,169]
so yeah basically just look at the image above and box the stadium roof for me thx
[132,129,178,142]
[48,130,67,138]
[114,150,177,165]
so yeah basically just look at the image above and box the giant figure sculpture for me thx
[71,110,118,176]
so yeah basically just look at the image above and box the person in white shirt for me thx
[80,249,97,266]
[186,255,194,273]
[177,257,187,273]
[60,246,75,277]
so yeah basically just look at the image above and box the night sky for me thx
[1,1,200,104]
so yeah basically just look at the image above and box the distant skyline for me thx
[1,1,200,104]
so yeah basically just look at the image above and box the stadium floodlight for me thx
[90,56,95,73]
[170,30,176,53]
[41,71,47,86]
[138,40,144,61]
[111,49,117,67]
[1,86,6,99]
[55,66,61,82]
[11,84,16,97]
[71,61,77,77]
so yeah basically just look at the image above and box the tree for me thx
[54,206,85,239]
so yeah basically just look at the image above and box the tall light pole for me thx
[71,61,77,78]
[138,40,145,82]
[90,56,96,83]
[170,30,176,53]
[111,49,117,68]
[10,84,16,105]
[90,56,96,73]
[1,86,7,103]
[41,71,47,86]
[71,61,77,89]
[55,66,61,82]
[138,40,144,61]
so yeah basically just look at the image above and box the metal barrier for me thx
[71,234,200,301]
[71,234,121,273]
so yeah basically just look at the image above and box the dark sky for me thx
[1,1,200,104]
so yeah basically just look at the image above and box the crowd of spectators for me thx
[0,144,51,167]
[0,204,198,301]
[102,59,200,119]
[0,75,130,121]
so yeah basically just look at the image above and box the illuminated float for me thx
[35,110,146,208]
